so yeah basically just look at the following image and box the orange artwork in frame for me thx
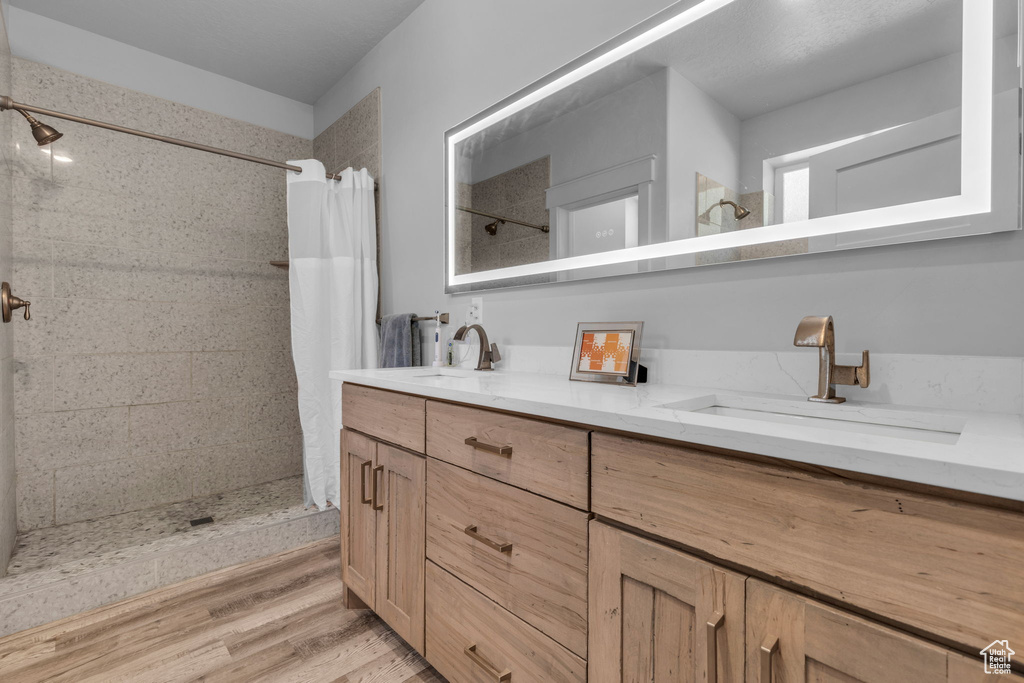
[570,322,644,385]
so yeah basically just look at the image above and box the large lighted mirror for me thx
[445,0,1021,292]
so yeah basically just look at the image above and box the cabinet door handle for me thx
[464,525,512,554]
[706,611,724,683]
[359,460,372,505]
[464,643,511,682]
[464,437,512,457]
[760,637,779,683]
[371,465,384,511]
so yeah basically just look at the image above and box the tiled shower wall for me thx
[312,88,381,180]
[0,7,15,574]
[468,157,550,273]
[10,59,309,531]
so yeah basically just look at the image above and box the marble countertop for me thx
[330,367,1024,503]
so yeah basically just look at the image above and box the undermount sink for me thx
[657,394,965,445]
[409,368,476,380]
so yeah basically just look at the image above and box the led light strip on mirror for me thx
[446,0,995,287]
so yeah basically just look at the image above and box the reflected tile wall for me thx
[696,172,805,265]
[10,59,310,531]
[0,5,14,574]
[469,156,550,273]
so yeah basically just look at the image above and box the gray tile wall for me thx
[312,88,381,179]
[0,5,15,574]
[10,59,310,531]
[469,157,550,272]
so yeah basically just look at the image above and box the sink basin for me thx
[657,394,964,445]
[409,368,476,380]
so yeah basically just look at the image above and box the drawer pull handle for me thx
[464,437,512,457]
[707,611,724,683]
[371,465,384,511]
[464,525,512,554]
[464,643,511,682]
[359,460,372,505]
[760,637,779,683]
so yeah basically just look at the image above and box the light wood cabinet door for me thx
[745,579,981,683]
[589,522,745,683]
[340,429,377,607]
[375,443,426,654]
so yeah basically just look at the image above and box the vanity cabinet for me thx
[589,521,745,683]
[340,382,1021,680]
[340,386,427,654]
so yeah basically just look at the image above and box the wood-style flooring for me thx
[0,538,444,682]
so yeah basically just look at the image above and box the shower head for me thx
[484,218,504,236]
[718,199,750,220]
[23,111,63,146]
[0,97,63,146]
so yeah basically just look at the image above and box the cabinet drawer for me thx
[592,433,1024,654]
[426,401,589,508]
[427,459,589,657]
[426,562,586,683]
[342,384,425,452]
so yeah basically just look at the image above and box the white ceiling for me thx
[8,0,426,104]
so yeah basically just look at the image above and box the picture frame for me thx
[569,321,644,386]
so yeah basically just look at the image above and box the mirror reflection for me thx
[448,0,1019,290]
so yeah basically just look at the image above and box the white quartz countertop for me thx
[330,367,1024,503]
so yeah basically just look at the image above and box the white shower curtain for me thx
[287,161,378,510]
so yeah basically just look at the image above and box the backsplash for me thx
[456,344,1024,415]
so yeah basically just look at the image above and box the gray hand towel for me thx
[378,313,421,368]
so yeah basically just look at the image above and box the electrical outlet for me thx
[467,297,483,325]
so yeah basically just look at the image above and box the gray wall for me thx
[0,1,14,575]
[7,7,313,138]
[10,59,307,530]
[314,0,1024,358]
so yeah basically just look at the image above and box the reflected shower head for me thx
[484,218,504,236]
[0,97,63,146]
[16,108,62,146]
[719,199,750,220]
[26,115,63,146]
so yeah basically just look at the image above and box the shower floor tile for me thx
[1,476,329,598]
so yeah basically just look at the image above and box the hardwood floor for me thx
[0,538,444,682]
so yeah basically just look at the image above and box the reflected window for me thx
[569,194,639,256]
[777,163,810,224]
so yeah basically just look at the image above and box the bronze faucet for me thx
[793,316,869,403]
[453,324,501,371]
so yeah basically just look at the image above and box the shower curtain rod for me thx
[0,96,371,184]
[456,205,549,233]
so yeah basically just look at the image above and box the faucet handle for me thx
[489,343,501,364]
[794,315,833,347]
[854,350,870,387]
